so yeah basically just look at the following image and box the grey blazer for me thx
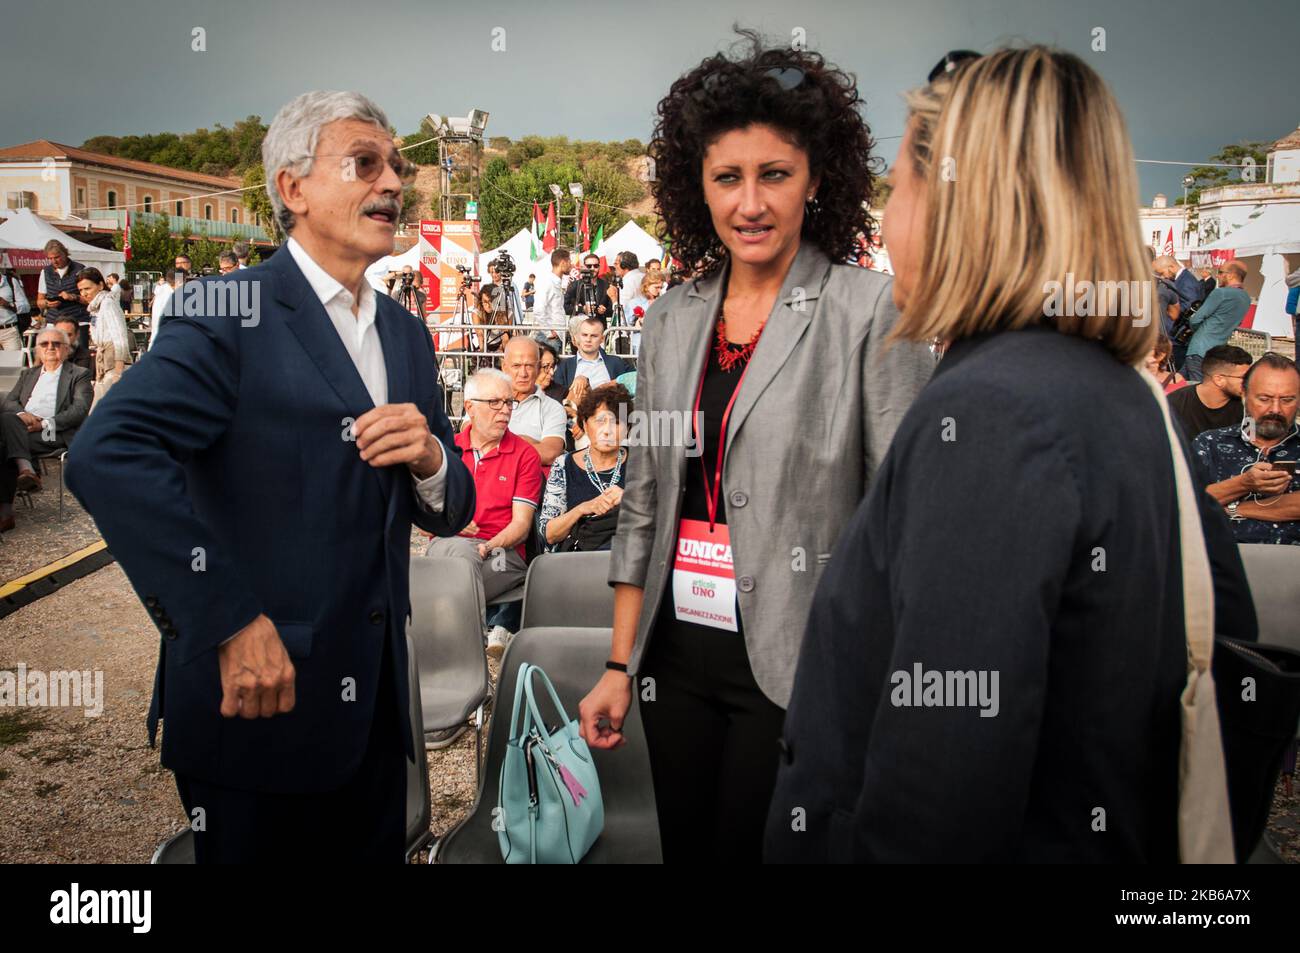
[2,361,94,445]
[608,242,935,707]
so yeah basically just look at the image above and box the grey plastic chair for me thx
[152,633,434,863]
[408,555,491,781]
[520,551,615,630]
[433,626,662,864]
[1237,543,1300,652]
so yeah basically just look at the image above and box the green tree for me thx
[113,213,179,274]
[1177,141,1272,205]
[242,163,279,240]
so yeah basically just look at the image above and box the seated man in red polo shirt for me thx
[427,368,542,658]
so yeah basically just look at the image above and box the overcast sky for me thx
[4,0,1297,202]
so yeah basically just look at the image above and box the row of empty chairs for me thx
[150,544,1296,864]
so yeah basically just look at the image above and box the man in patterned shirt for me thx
[1192,352,1300,545]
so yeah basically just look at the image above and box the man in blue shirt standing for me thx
[1184,260,1251,381]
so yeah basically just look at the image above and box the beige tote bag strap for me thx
[1138,369,1235,863]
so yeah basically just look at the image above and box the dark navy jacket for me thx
[66,251,475,794]
[553,350,630,391]
[765,327,1256,863]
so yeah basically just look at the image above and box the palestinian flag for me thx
[530,200,544,260]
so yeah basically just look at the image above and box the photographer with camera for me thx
[488,251,525,327]
[388,264,427,319]
[564,252,616,342]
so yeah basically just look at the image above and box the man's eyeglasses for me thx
[927,50,982,84]
[471,398,517,412]
[37,341,65,349]
[304,149,417,186]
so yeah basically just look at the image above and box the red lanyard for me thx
[691,353,755,532]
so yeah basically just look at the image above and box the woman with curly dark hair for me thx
[578,29,935,862]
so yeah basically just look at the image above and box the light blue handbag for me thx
[497,663,604,863]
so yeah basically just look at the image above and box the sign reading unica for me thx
[418,219,481,315]
[1190,248,1236,270]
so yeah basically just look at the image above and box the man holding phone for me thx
[1193,352,1300,545]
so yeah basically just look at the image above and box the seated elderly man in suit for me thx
[0,325,93,531]
[427,368,542,660]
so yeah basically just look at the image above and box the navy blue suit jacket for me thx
[1173,268,1205,309]
[65,250,475,794]
[553,350,631,391]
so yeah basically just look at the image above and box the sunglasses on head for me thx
[927,50,982,84]
[305,148,417,186]
[697,65,808,99]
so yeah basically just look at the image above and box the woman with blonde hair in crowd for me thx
[766,47,1256,863]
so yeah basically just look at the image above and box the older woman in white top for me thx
[76,267,133,380]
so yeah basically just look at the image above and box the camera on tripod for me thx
[495,251,515,281]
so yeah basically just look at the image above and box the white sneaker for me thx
[486,625,513,660]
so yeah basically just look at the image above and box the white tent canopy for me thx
[598,220,662,267]
[1198,203,1300,258]
[0,208,125,273]
[1196,204,1300,337]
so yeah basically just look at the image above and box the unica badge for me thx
[672,518,738,631]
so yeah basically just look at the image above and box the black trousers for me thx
[174,634,408,864]
[0,411,64,504]
[638,619,786,864]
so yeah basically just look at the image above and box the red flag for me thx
[123,210,132,261]
[580,202,590,251]
[1163,227,1175,257]
[542,201,557,253]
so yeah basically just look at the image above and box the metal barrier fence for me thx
[1229,327,1295,363]
[424,320,638,423]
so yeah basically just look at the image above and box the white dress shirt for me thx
[285,238,448,510]
[148,283,174,350]
[574,353,611,388]
[619,268,643,315]
[532,271,566,329]
[1,275,30,323]
[25,364,63,419]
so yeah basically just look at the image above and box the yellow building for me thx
[0,139,270,244]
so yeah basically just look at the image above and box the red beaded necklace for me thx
[714,314,766,372]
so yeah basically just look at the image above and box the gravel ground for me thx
[1,484,1296,863]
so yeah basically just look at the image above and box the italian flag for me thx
[590,224,607,276]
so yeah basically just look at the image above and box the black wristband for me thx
[605,660,629,674]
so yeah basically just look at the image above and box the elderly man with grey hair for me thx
[66,90,476,863]
[427,367,543,659]
[1,326,92,531]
